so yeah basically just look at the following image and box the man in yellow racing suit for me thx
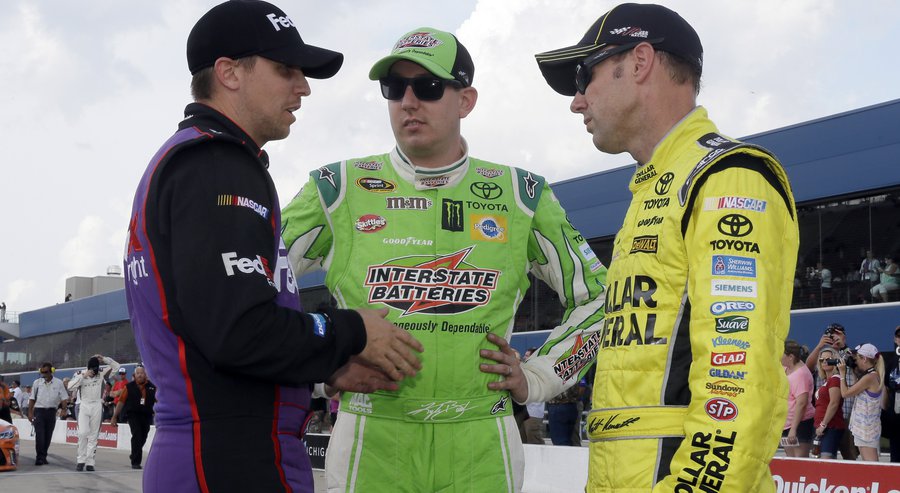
[534,4,799,491]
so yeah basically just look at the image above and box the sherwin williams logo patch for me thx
[217,194,269,219]
[470,215,507,243]
[356,177,396,192]
[553,332,601,380]
[356,215,387,233]
[630,235,658,254]
[394,32,443,50]
[364,247,500,316]
[711,255,756,278]
[715,316,749,333]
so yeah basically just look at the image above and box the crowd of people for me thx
[780,323,900,462]
[797,250,900,308]
[0,356,156,471]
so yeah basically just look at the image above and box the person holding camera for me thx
[838,343,885,461]
[806,322,860,459]
[813,347,846,458]
[67,354,120,471]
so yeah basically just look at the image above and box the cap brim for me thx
[368,54,455,81]
[535,43,607,96]
[261,43,344,79]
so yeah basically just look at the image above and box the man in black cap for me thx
[535,4,799,491]
[123,2,422,492]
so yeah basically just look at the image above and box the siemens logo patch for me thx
[711,255,756,278]
[711,279,757,298]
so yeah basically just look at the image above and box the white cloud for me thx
[1,0,899,313]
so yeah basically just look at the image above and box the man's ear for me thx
[459,86,478,118]
[630,42,656,83]
[214,57,241,91]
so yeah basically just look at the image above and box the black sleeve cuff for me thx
[327,308,367,356]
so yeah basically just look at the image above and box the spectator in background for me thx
[68,354,120,471]
[782,340,815,457]
[546,378,583,446]
[28,362,69,466]
[813,347,846,459]
[871,253,899,303]
[522,348,545,445]
[839,343,885,461]
[112,366,156,469]
[883,326,900,463]
[10,380,25,418]
[0,301,6,322]
[817,260,833,306]
[860,250,882,284]
[0,380,11,423]
[111,367,128,406]
[805,322,859,460]
[18,385,31,419]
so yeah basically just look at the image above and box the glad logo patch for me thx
[705,398,738,421]
[365,247,500,316]
[711,351,746,366]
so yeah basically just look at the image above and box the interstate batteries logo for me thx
[365,246,500,316]
[553,332,602,380]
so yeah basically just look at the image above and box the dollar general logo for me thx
[630,235,658,254]
[442,199,464,232]
[365,247,500,316]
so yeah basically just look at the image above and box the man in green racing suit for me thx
[282,28,606,492]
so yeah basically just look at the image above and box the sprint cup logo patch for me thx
[365,247,500,316]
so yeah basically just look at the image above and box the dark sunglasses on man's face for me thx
[574,40,663,95]
[379,76,462,101]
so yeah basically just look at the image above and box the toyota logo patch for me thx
[470,182,503,200]
[717,214,753,237]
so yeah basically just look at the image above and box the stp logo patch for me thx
[705,398,738,421]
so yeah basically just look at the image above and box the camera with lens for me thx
[823,358,841,365]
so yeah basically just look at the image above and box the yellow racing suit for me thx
[584,107,798,492]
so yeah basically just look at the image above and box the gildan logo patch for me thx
[365,247,500,316]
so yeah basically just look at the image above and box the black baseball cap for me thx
[535,3,703,96]
[187,0,343,78]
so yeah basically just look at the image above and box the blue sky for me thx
[1,0,898,313]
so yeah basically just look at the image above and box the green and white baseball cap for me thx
[369,27,474,87]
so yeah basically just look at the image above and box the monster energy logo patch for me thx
[442,199,464,232]
[365,247,499,316]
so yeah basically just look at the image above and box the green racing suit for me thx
[282,143,607,492]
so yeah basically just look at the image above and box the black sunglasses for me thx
[574,40,662,95]
[380,76,462,101]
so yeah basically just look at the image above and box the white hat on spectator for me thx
[855,343,879,359]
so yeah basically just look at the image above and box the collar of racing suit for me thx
[180,102,271,168]
[389,138,470,190]
[630,105,708,193]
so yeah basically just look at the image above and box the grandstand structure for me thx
[3,98,900,383]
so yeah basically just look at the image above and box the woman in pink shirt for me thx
[782,340,816,457]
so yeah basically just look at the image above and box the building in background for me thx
[3,99,900,381]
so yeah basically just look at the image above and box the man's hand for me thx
[355,308,423,381]
[111,416,118,427]
[326,356,401,394]
[479,333,529,403]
